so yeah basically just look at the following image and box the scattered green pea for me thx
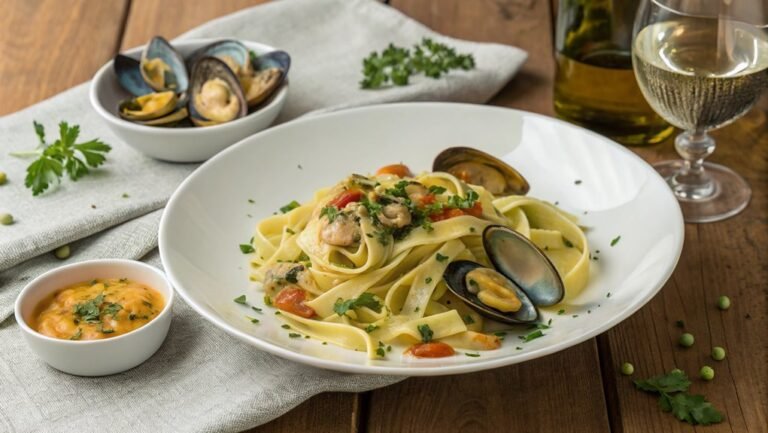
[700,365,715,381]
[620,362,634,376]
[0,213,13,225]
[717,295,731,310]
[0,171,7,185]
[711,346,726,361]
[679,333,695,347]
[54,245,71,260]
[671,368,683,374]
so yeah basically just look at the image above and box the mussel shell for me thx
[433,147,530,196]
[483,225,565,307]
[114,54,153,96]
[443,260,539,325]
[188,56,248,125]
[140,36,189,93]
[186,39,249,70]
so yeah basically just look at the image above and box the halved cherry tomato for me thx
[429,207,465,222]
[406,342,455,358]
[464,201,483,218]
[274,286,316,318]
[375,164,413,178]
[328,189,363,209]
[419,193,437,206]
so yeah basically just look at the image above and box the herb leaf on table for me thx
[11,121,111,196]
[634,370,723,425]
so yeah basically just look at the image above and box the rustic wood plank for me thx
[0,0,129,116]
[601,101,768,432]
[369,2,611,432]
[250,392,363,433]
[119,3,361,432]
[120,0,271,49]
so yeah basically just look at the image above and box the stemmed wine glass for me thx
[632,0,768,222]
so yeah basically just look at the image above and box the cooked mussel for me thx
[433,147,530,196]
[442,225,564,324]
[188,40,290,107]
[188,57,247,126]
[119,91,178,121]
[140,36,189,93]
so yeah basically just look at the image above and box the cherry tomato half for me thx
[406,342,456,358]
[375,164,413,178]
[328,189,363,209]
[274,286,316,318]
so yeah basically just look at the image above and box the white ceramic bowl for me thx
[14,259,174,376]
[89,39,289,162]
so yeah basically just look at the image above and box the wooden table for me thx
[2,1,765,432]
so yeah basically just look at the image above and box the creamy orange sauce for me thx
[33,278,164,341]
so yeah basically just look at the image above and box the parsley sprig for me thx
[11,121,111,196]
[634,370,723,425]
[333,293,383,316]
[360,38,475,89]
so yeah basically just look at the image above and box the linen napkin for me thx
[0,0,527,431]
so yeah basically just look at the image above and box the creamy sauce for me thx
[33,278,164,341]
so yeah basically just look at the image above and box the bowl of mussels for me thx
[90,36,290,162]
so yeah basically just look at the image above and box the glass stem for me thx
[669,130,716,200]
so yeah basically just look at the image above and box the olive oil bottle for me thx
[554,0,674,146]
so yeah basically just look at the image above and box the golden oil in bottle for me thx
[554,0,674,146]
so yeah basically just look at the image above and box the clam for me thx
[188,57,247,127]
[433,147,530,196]
[140,36,189,93]
[442,225,564,324]
[188,40,290,107]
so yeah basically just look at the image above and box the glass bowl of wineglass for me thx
[632,0,768,222]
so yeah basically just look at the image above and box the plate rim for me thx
[159,102,685,376]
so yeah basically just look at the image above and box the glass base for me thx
[654,160,751,223]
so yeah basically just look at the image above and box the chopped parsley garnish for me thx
[607,292,612,298]
[73,293,105,323]
[447,189,479,209]
[634,370,723,425]
[469,227,476,233]
[280,200,300,214]
[574,179,582,185]
[428,185,447,194]
[563,237,574,248]
[465,352,480,357]
[101,303,122,318]
[425,277,433,284]
[70,328,82,340]
[320,206,340,222]
[239,244,255,254]
[264,295,273,306]
[376,345,386,357]
[285,266,301,284]
[288,333,302,338]
[233,295,247,305]
[463,314,475,325]
[557,309,565,315]
[494,331,507,340]
[364,324,379,333]
[611,235,621,247]
[435,253,449,262]
[333,293,383,316]
[101,328,115,334]
[281,324,291,329]
[285,227,295,235]
[417,324,433,343]
[251,306,263,313]
[247,316,260,324]
[519,329,545,342]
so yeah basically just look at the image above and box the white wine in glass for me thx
[632,0,768,222]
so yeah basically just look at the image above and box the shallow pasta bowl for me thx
[159,103,684,376]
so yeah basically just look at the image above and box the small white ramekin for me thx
[14,259,174,376]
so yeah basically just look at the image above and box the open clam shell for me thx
[188,56,247,126]
[483,225,565,307]
[140,36,189,93]
[443,260,539,325]
[433,147,530,196]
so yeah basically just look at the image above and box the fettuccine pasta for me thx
[248,168,589,359]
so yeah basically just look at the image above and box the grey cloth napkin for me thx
[0,0,526,431]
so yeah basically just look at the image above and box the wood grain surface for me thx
[0,0,129,116]
[2,0,765,432]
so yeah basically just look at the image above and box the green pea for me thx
[0,213,13,225]
[54,245,71,260]
[700,365,715,381]
[679,333,695,347]
[620,362,634,376]
[717,296,731,310]
[711,346,726,361]
[671,368,683,374]
[0,171,7,185]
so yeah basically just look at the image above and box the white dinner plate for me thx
[159,103,684,376]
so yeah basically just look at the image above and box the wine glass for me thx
[632,0,768,223]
